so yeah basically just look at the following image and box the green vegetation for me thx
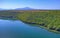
[0,10,60,33]
[17,10,60,33]
[0,10,18,20]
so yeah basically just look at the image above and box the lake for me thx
[0,19,60,38]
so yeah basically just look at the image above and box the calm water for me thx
[0,19,60,38]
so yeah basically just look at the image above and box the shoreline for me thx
[18,19,60,34]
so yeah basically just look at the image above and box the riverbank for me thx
[17,19,60,34]
[0,19,60,38]
[17,10,60,33]
[0,10,60,33]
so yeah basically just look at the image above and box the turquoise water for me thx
[0,19,60,38]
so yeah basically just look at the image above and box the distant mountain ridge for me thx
[15,7,35,10]
[0,7,37,10]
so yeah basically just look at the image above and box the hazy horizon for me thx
[0,0,60,9]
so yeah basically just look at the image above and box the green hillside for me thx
[0,10,60,33]
[17,10,60,33]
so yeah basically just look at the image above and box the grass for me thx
[17,10,60,33]
[0,10,18,20]
[0,10,60,33]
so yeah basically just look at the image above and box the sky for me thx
[0,0,60,9]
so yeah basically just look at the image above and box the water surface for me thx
[0,19,60,38]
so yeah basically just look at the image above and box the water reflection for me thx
[0,19,60,38]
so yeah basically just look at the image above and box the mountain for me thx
[15,7,35,10]
[0,7,37,10]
